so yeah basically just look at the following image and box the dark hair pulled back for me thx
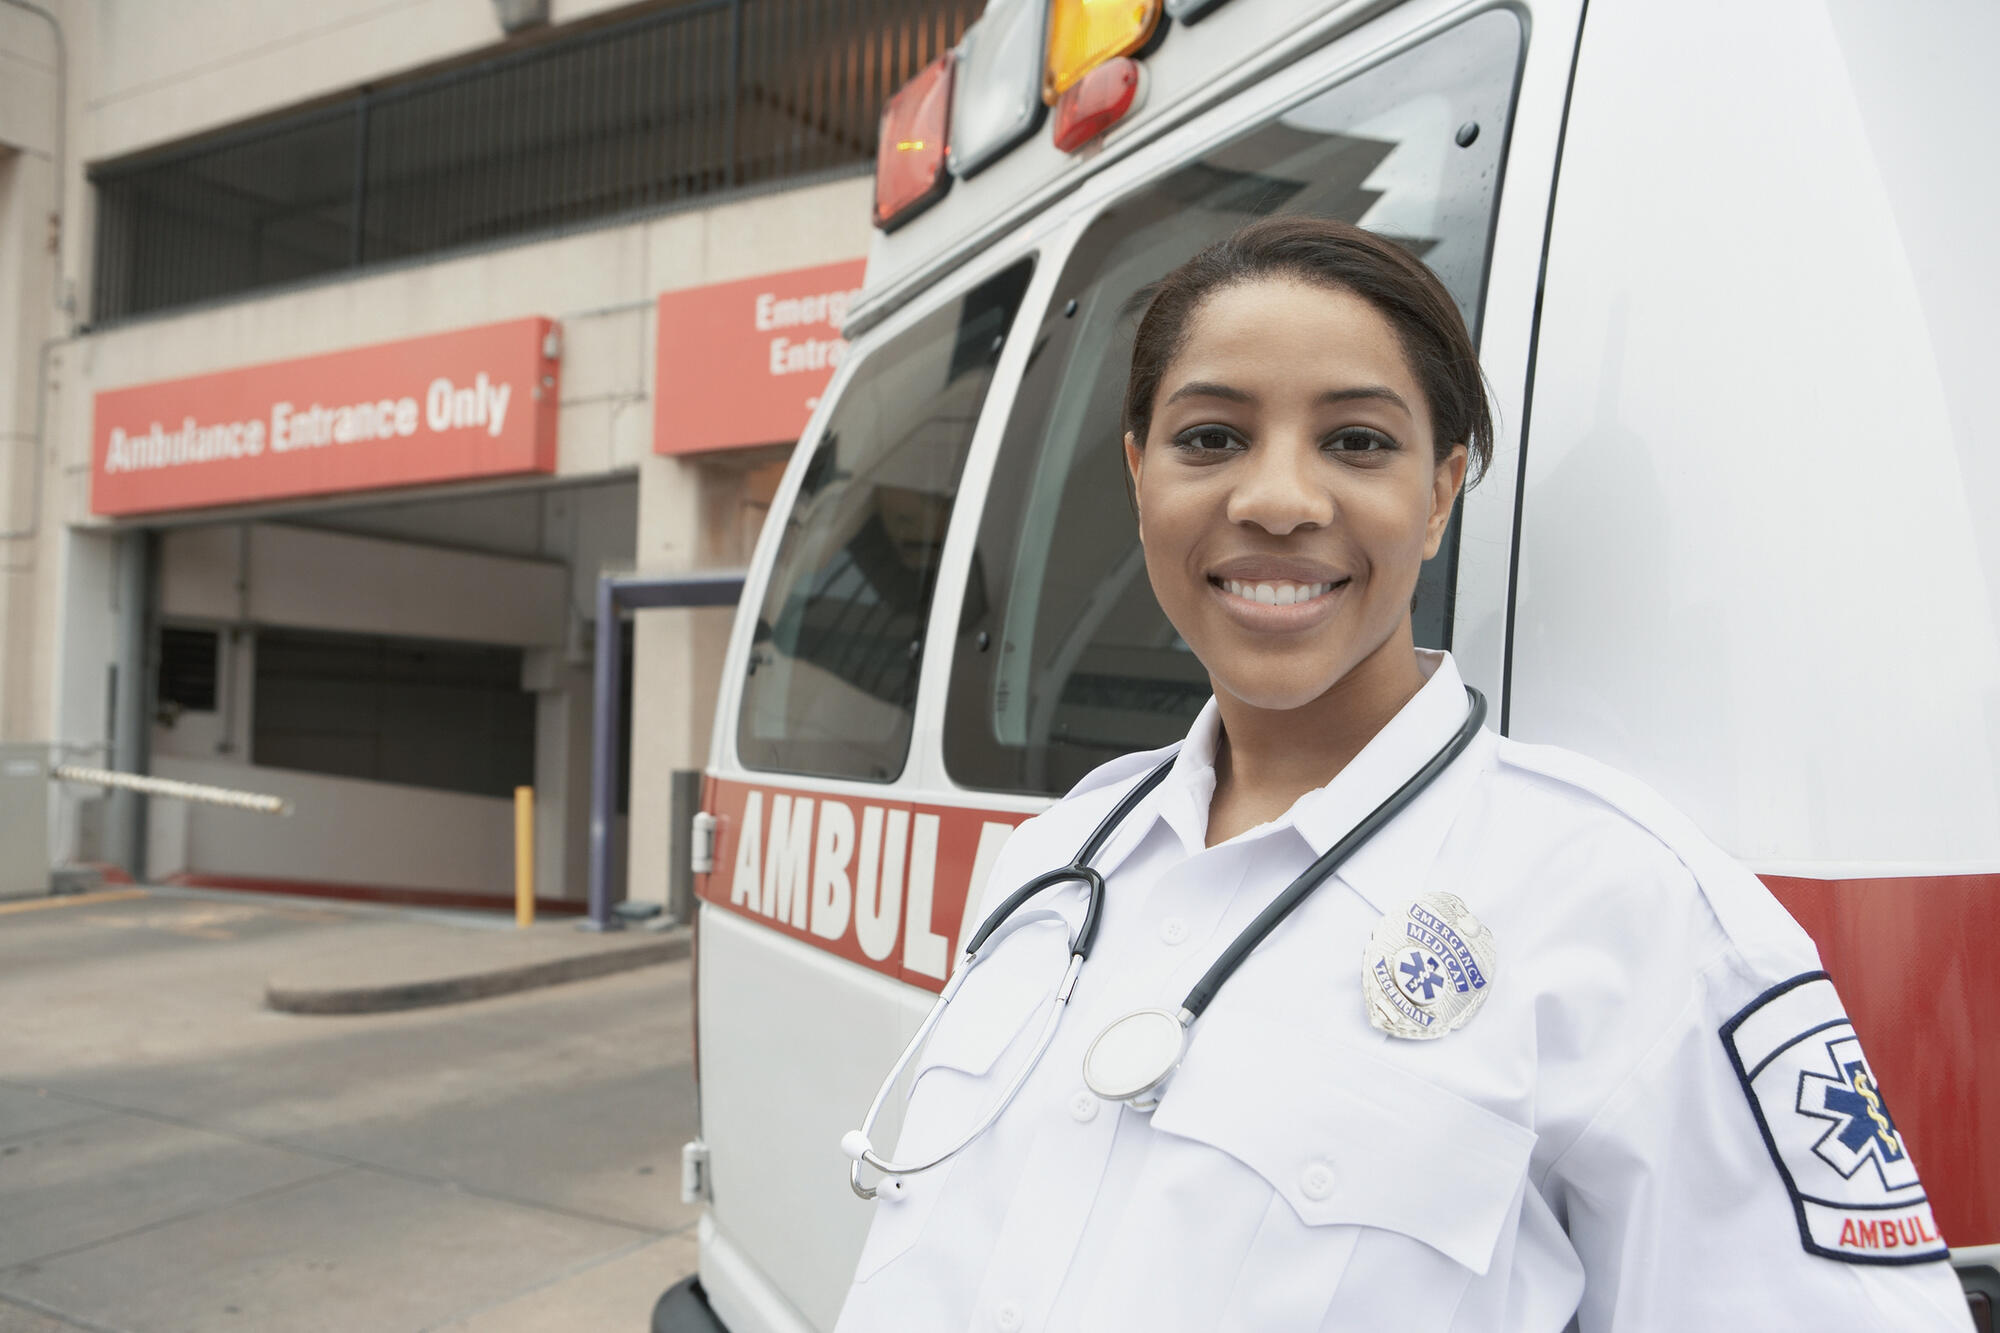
[1122,215,1493,483]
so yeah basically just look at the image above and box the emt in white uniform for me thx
[835,217,1972,1332]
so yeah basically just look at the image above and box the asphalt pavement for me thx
[0,887,701,1332]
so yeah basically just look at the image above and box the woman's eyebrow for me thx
[1161,380,1253,408]
[1320,385,1411,413]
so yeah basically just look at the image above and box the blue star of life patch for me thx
[1721,972,1947,1265]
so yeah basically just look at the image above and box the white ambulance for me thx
[657,0,2000,1328]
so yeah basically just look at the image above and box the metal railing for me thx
[90,0,979,324]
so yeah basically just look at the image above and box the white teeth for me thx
[1221,579,1334,604]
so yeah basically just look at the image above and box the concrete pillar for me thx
[527,651,594,902]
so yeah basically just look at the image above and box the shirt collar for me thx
[1082,652,1490,903]
[1291,651,1493,914]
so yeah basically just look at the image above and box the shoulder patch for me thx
[1720,972,1947,1265]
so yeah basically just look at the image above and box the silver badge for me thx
[1363,891,1496,1040]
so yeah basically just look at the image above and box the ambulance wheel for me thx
[652,1275,728,1332]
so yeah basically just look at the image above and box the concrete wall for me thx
[158,523,568,647]
[0,1,64,754]
[149,754,515,895]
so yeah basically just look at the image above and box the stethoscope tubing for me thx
[846,686,1486,1200]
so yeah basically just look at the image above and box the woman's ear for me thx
[1425,444,1469,559]
[1124,431,1145,532]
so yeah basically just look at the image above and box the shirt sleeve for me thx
[1544,956,1973,1331]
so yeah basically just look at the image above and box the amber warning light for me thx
[874,53,956,231]
[1044,0,1159,103]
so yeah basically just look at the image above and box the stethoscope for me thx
[843,686,1487,1200]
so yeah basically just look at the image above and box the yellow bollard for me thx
[514,786,535,928]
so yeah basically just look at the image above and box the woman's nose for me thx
[1224,436,1336,534]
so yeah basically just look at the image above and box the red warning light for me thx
[1052,57,1142,154]
[874,54,955,230]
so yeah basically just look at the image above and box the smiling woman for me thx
[836,216,1974,1332]
[1120,219,1487,839]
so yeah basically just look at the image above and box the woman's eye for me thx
[1173,427,1242,454]
[1326,427,1397,453]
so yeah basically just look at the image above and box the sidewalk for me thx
[262,909,689,1014]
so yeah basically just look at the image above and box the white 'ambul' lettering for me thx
[761,794,814,928]
[902,813,948,979]
[855,807,906,963]
[424,374,513,437]
[730,792,763,909]
[810,800,855,941]
[956,822,1021,959]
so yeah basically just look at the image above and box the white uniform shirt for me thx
[835,653,1971,1332]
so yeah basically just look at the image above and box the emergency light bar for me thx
[873,0,1178,227]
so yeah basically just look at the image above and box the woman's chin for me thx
[1210,671,1346,716]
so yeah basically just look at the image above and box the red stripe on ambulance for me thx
[695,777,1028,991]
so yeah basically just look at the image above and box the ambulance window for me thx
[944,11,1521,795]
[737,259,1035,780]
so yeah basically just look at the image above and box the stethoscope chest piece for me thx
[1083,1007,1190,1110]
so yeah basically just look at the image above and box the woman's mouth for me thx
[1215,578,1342,607]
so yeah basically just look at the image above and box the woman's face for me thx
[1125,278,1467,715]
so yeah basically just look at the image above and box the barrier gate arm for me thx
[51,765,293,816]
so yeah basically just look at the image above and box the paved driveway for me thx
[0,890,698,1332]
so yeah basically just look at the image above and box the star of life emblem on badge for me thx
[1363,892,1496,1040]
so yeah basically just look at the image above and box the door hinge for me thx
[689,811,717,875]
[681,1139,711,1204]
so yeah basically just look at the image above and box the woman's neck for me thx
[1205,636,1428,847]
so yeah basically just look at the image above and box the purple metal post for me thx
[584,571,749,931]
[585,574,623,930]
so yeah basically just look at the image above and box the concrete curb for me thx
[267,932,689,1015]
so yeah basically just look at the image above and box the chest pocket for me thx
[1078,1028,1537,1332]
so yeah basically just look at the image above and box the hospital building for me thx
[0,0,973,911]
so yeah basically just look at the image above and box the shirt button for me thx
[1300,1160,1336,1201]
[994,1299,1023,1330]
[1158,916,1189,945]
[1069,1089,1099,1122]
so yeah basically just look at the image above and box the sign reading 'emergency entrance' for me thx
[653,259,867,454]
[91,317,561,516]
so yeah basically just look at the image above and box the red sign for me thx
[696,775,1030,992]
[91,317,560,516]
[654,259,867,454]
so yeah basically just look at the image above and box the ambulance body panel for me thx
[680,0,2000,1327]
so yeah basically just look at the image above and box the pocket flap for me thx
[1151,1031,1535,1275]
